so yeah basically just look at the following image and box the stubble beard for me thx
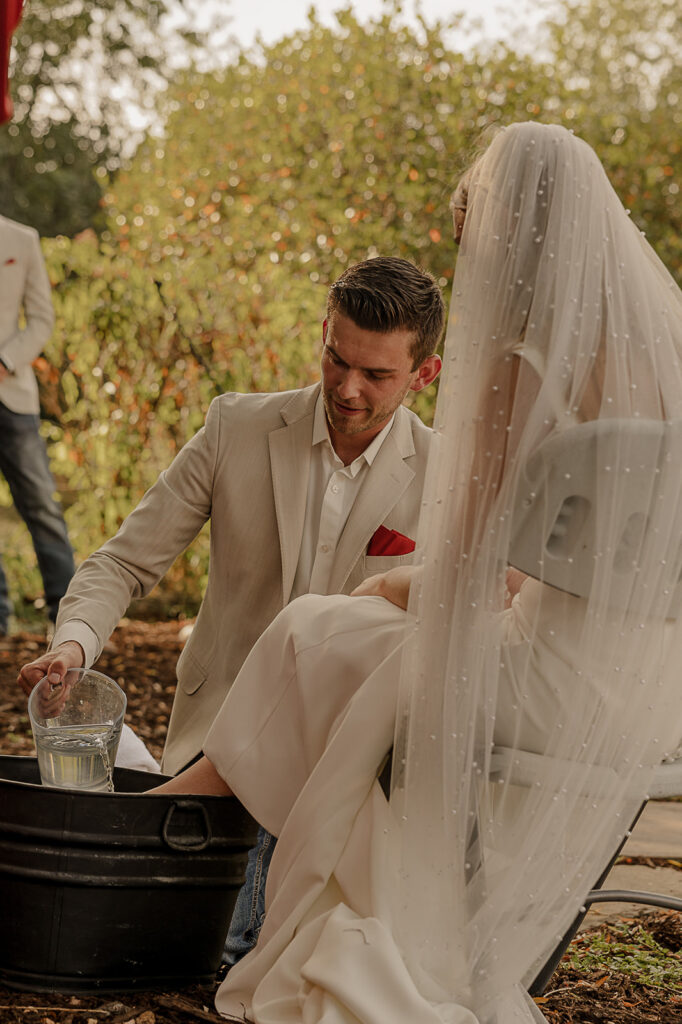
[322,387,408,437]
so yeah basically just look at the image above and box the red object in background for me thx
[1,0,24,125]
[366,525,416,557]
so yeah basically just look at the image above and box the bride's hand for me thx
[350,565,421,610]
[505,566,529,607]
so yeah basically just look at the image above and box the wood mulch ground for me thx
[1,622,681,1024]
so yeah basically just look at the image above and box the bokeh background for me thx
[1,0,680,619]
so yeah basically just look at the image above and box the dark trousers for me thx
[0,400,75,630]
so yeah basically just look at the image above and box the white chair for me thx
[507,418,682,993]
[379,419,682,993]
[489,744,682,994]
[510,417,682,615]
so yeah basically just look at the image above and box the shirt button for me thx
[331,484,339,493]
[320,544,330,553]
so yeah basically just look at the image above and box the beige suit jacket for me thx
[0,215,55,414]
[55,384,432,773]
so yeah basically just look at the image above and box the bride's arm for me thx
[350,564,421,610]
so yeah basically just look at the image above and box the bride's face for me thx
[450,173,470,245]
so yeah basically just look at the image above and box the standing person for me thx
[19,255,444,959]
[0,214,75,637]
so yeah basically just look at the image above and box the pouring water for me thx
[34,723,120,792]
[28,669,126,793]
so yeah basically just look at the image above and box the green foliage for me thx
[540,0,682,275]
[3,0,680,620]
[564,918,682,991]
[545,0,680,108]
[0,228,215,618]
[0,120,107,238]
[102,9,565,409]
[0,0,203,236]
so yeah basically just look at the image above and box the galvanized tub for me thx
[0,754,258,993]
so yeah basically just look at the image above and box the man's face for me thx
[320,312,440,452]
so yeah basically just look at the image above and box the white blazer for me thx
[0,214,55,414]
[55,385,432,773]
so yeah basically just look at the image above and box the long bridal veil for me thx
[387,123,682,1022]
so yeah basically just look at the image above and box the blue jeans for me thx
[0,401,75,631]
[223,826,276,966]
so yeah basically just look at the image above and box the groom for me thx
[19,255,444,960]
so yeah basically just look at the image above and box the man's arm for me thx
[18,397,223,692]
[0,228,55,371]
[58,430,216,647]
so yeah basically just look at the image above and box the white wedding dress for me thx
[202,583,680,1024]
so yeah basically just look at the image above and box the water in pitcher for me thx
[35,723,120,792]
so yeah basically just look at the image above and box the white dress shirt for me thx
[290,394,394,599]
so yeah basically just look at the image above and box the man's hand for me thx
[0,363,8,382]
[350,564,421,611]
[17,641,85,696]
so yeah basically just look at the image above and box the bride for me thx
[154,122,682,1023]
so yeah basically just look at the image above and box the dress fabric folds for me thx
[206,587,680,1022]
[205,594,510,1023]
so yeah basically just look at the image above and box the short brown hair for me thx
[326,257,445,367]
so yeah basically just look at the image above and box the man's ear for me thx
[410,354,442,392]
[322,319,328,345]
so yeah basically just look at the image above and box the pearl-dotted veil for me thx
[386,122,682,1022]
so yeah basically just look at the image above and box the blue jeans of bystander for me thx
[0,401,75,632]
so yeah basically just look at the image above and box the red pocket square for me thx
[367,525,415,557]
[3,258,16,265]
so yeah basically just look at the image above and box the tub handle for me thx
[162,799,212,851]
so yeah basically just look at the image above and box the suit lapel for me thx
[328,409,416,594]
[269,387,317,605]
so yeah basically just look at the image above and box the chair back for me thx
[509,419,682,616]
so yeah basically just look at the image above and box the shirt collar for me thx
[312,393,396,473]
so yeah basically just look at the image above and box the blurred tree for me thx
[4,0,679,618]
[103,7,562,424]
[3,8,562,613]
[0,0,206,236]
[545,0,679,109]
[541,0,681,273]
